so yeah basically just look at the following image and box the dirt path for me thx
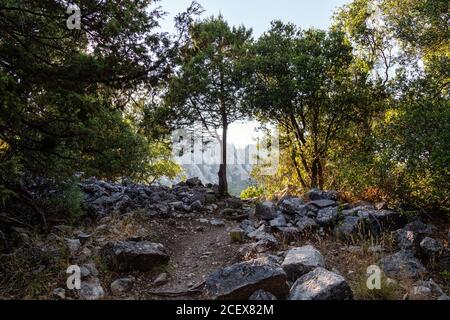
[123,216,243,300]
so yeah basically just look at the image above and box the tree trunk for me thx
[218,122,228,197]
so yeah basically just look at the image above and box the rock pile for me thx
[237,189,407,248]
[205,245,354,300]
[80,177,221,218]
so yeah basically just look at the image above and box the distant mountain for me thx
[169,140,258,196]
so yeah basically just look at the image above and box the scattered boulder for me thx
[316,207,338,226]
[392,229,416,250]
[296,216,318,233]
[100,241,169,272]
[53,288,66,299]
[304,189,339,202]
[79,277,105,300]
[278,197,304,215]
[76,232,92,243]
[80,263,99,279]
[65,238,81,255]
[275,227,300,242]
[409,286,433,300]
[205,258,289,300]
[419,237,443,257]
[335,216,362,240]
[409,279,447,300]
[240,220,256,235]
[255,201,278,220]
[270,215,287,228]
[289,267,353,300]
[281,246,325,281]
[191,200,203,211]
[309,200,337,209]
[403,220,435,236]
[247,225,278,244]
[185,177,204,187]
[210,219,226,227]
[249,290,277,301]
[379,250,427,279]
[110,278,134,295]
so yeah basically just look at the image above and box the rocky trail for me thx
[0,178,449,300]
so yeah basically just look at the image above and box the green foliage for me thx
[331,0,450,210]
[48,183,85,224]
[0,0,175,185]
[243,22,376,190]
[240,186,264,200]
[166,15,253,195]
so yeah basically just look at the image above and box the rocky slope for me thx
[0,178,449,300]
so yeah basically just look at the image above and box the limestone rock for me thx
[110,278,134,295]
[100,241,169,272]
[289,267,353,300]
[255,201,278,220]
[281,246,325,281]
[205,258,289,300]
[379,250,427,279]
[316,207,338,226]
[79,277,105,300]
[249,290,277,301]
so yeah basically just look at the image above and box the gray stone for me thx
[255,201,278,220]
[316,207,338,226]
[191,200,203,211]
[80,263,99,279]
[110,278,134,295]
[379,250,427,279]
[270,215,287,228]
[296,216,318,232]
[304,189,339,201]
[309,200,338,209]
[185,177,203,187]
[100,241,169,272]
[275,227,300,242]
[281,246,325,281]
[240,220,256,235]
[169,201,184,210]
[210,219,226,227]
[409,279,446,300]
[53,288,66,299]
[289,267,353,300]
[335,216,362,240]
[420,237,443,257]
[205,258,289,300]
[409,286,433,300]
[65,238,81,255]
[392,229,416,250]
[403,220,435,235]
[79,277,105,300]
[247,225,278,244]
[249,290,277,301]
[278,197,305,215]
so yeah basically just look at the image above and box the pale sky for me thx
[159,0,351,147]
